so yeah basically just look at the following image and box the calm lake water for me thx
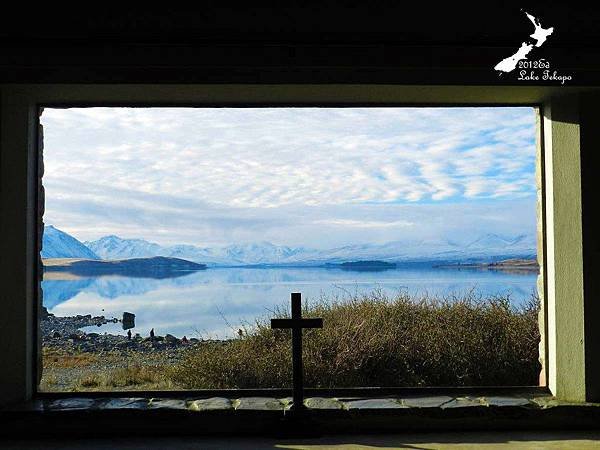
[43,266,538,339]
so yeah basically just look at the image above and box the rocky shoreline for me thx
[41,308,208,354]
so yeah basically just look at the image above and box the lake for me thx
[43,266,538,339]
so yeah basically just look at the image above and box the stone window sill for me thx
[3,392,600,437]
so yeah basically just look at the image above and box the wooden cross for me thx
[271,292,323,411]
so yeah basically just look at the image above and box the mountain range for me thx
[41,225,536,266]
[41,225,100,260]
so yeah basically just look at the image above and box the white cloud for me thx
[41,107,537,246]
[313,219,414,228]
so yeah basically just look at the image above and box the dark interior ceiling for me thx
[3,4,599,46]
[2,4,600,85]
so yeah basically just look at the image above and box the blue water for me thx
[43,266,538,339]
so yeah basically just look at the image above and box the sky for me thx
[41,107,537,249]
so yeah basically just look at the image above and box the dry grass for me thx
[40,290,541,391]
[38,373,60,391]
[74,365,177,391]
[41,348,181,391]
[43,347,102,369]
[170,290,541,389]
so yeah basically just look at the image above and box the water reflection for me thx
[43,266,538,339]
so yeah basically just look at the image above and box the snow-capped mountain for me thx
[283,234,536,265]
[84,235,310,266]
[466,233,536,251]
[82,232,536,266]
[85,235,162,260]
[41,225,100,259]
[223,242,308,264]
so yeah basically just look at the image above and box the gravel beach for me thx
[40,309,211,391]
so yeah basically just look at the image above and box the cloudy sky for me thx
[41,107,537,249]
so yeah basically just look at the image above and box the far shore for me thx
[43,257,539,272]
[42,256,206,279]
[434,258,539,272]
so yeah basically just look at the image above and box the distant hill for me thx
[41,226,99,259]
[340,260,396,269]
[326,260,397,271]
[434,258,539,273]
[43,256,206,279]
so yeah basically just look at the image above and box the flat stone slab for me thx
[304,397,344,410]
[47,398,98,411]
[147,399,187,410]
[23,394,580,415]
[344,398,406,409]
[402,396,454,408]
[483,396,532,407]
[530,397,594,409]
[440,397,483,409]
[188,397,232,411]
[234,397,284,411]
[101,398,149,409]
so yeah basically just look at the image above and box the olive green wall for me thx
[543,97,585,401]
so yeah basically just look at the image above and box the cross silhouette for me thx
[271,292,323,411]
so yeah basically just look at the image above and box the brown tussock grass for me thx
[170,290,541,389]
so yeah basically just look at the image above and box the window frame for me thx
[2,83,590,404]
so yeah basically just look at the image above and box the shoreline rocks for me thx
[41,311,211,354]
